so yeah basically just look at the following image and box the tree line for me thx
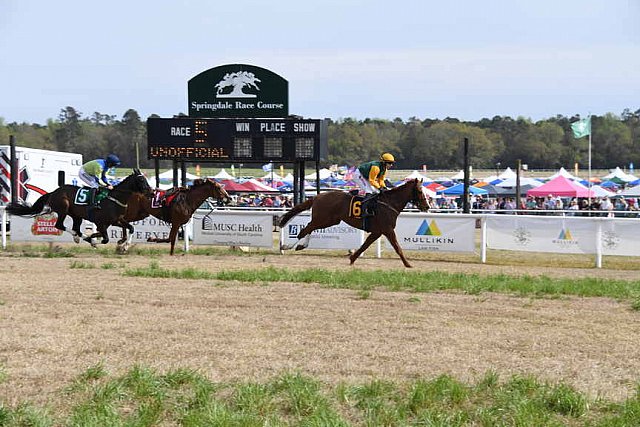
[1,107,639,170]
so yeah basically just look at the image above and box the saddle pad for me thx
[349,195,364,218]
[74,188,108,206]
[74,188,91,206]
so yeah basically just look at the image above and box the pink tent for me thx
[526,176,595,198]
[218,179,279,193]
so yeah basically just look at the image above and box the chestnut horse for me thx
[118,178,230,254]
[6,169,151,246]
[279,178,430,267]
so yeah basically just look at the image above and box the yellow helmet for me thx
[380,152,395,163]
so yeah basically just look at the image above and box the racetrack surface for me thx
[1,249,639,408]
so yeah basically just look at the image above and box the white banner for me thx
[193,212,274,247]
[600,218,640,256]
[9,213,80,242]
[281,214,364,249]
[389,214,476,252]
[486,215,597,254]
[105,216,173,243]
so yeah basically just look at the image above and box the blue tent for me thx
[439,183,488,196]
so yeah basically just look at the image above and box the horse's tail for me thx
[279,198,314,227]
[5,193,50,217]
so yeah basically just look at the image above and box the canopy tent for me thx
[260,172,284,181]
[450,169,471,180]
[620,185,640,197]
[404,170,431,181]
[304,168,334,180]
[547,167,578,181]
[589,185,615,197]
[479,175,500,183]
[526,176,594,198]
[157,169,199,180]
[495,177,543,188]
[494,184,539,197]
[602,166,637,183]
[218,178,280,193]
[472,183,509,196]
[438,183,488,196]
[498,167,517,180]
[212,168,234,180]
[282,173,295,184]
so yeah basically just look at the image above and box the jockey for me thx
[79,154,121,208]
[354,152,395,217]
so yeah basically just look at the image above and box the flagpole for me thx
[588,113,592,208]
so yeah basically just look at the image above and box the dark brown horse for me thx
[279,178,430,267]
[6,169,151,246]
[118,178,230,254]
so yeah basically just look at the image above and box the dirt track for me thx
[1,250,640,407]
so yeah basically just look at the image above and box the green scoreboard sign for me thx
[147,117,327,162]
[188,64,288,118]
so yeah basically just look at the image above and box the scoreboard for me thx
[147,117,328,162]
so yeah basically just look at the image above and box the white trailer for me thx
[0,146,83,205]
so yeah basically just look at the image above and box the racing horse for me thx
[6,169,152,246]
[118,178,230,255]
[279,178,431,268]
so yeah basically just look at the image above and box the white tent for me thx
[260,172,284,181]
[495,177,544,188]
[589,184,615,197]
[480,174,500,183]
[620,185,640,197]
[282,173,294,184]
[603,166,637,183]
[450,169,469,180]
[547,167,578,181]
[404,170,430,181]
[212,168,234,180]
[498,167,517,180]
[304,168,333,180]
[157,169,199,180]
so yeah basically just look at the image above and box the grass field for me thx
[2,243,640,426]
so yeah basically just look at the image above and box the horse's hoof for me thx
[294,244,306,251]
[116,244,128,255]
[73,236,80,244]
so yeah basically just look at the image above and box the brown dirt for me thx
[1,248,640,408]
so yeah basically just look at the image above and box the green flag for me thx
[571,117,591,138]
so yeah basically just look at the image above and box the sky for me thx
[1,0,639,124]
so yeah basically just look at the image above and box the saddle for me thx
[151,188,182,209]
[151,188,187,222]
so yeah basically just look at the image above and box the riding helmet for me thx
[106,154,121,167]
[380,152,395,163]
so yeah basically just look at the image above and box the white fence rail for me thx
[2,207,640,268]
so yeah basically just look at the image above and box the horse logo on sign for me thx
[215,71,261,98]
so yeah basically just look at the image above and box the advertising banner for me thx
[9,213,79,242]
[280,214,364,249]
[600,218,640,256]
[105,216,173,243]
[486,215,597,254]
[388,214,476,252]
[193,212,274,247]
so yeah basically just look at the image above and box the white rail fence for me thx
[2,206,640,268]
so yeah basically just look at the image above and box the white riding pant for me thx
[78,168,100,188]
[353,169,379,194]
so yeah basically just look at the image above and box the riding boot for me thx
[89,187,101,210]
[360,193,377,218]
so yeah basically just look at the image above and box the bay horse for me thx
[6,169,152,246]
[279,178,430,268]
[118,178,230,255]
